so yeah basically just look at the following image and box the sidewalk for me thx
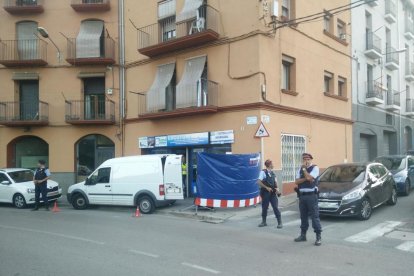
[157,193,298,224]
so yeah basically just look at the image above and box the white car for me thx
[0,168,62,208]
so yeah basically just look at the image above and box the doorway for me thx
[83,77,105,120]
[19,80,39,120]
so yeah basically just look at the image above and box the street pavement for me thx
[0,193,413,276]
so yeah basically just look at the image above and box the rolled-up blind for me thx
[76,20,104,58]
[176,56,206,108]
[176,0,203,22]
[146,63,176,112]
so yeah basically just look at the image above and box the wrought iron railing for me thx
[366,32,382,53]
[66,37,115,60]
[385,0,396,18]
[0,39,47,62]
[406,62,414,76]
[65,99,115,121]
[406,99,414,113]
[0,101,48,123]
[71,0,109,4]
[366,81,384,99]
[385,46,399,65]
[138,5,220,49]
[405,16,414,34]
[386,90,400,106]
[138,79,219,115]
[3,0,43,8]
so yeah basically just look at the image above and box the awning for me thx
[176,0,203,22]
[146,62,175,112]
[12,72,39,80]
[78,72,106,78]
[158,0,176,19]
[176,55,206,108]
[76,20,104,58]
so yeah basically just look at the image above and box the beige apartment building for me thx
[0,0,121,189]
[124,0,353,195]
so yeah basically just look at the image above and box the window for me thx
[281,134,306,182]
[324,71,333,93]
[282,55,295,91]
[0,173,10,184]
[282,0,290,19]
[89,167,111,184]
[159,0,176,42]
[324,15,332,32]
[375,165,388,178]
[386,114,394,125]
[408,158,414,167]
[337,20,346,40]
[338,76,346,97]
[407,85,411,99]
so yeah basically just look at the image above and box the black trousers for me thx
[261,190,281,222]
[35,183,49,207]
[299,194,322,234]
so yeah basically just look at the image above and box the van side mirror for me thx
[1,180,11,185]
[367,175,377,185]
[85,178,91,186]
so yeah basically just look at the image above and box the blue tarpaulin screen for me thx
[196,153,261,200]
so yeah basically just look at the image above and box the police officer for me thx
[257,159,282,228]
[32,160,51,211]
[294,153,322,246]
[182,156,187,198]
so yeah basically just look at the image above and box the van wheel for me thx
[387,187,398,206]
[358,198,372,220]
[13,194,27,209]
[138,196,155,214]
[72,194,88,210]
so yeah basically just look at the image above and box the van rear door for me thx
[163,155,184,200]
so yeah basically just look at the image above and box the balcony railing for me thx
[406,99,414,115]
[385,46,399,70]
[385,89,400,111]
[0,101,48,126]
[65,99,115,125]
[138,5,220,57]
[366,81,384,105]
[365,32,382,59]
[0,39,48,67]
[405,62,414,81]
[71,0,110,12]
[405,17,414,40]
[365,0,378,7]
[66,37,115,65]
[3,0,44,14]
[138,79,219,119]
[384,1,396,23]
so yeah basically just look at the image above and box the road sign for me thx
[254,122,270,138]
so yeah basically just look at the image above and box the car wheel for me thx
[358,198,372,220]
[72,194,88,210]
[13,193,27,209]
[387,187,398,206]
[138,196,155,214]
[403,180,411,196]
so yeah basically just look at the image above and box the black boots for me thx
[315,233,322,246]
[277,219,283,229]
[258,219,267,227]
[31,206,39,211]
[294,233,307,242]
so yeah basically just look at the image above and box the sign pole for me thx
[261,137,265,167]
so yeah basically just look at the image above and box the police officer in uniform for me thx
[182,156,187,198]
[294,153,322,246]
[257,160,282,228]
[32,160,51,211]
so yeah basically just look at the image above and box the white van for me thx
[67,155,184,213]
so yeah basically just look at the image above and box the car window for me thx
[89,167,111,184]
[7,170,33,183]
[408,158,414,167]
[369,166,381,179]
[375,165,387,178]
[0,173,10,183]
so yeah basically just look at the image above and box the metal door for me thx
[19,80,39,120]
[16,21,38,60]
[360,135,370,162]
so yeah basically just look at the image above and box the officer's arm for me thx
[302,169,314,182]
[257,179,269,190]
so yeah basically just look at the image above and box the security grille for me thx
[281,134,306,182]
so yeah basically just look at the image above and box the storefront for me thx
[139,130,234,197]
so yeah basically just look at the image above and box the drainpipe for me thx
[118,0,126,156]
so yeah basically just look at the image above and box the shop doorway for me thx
[75,134,114,182]
[7,136,48,169]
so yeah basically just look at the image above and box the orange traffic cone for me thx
[52,201,60,213]
[134,207,141,217]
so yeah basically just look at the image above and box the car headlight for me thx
[342,188,363,201]
[393,176,404,183]
[27,188,36,193]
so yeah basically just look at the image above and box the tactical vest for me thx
[299,165,317,189]
[35,168,48,185]
[262,169,277,189]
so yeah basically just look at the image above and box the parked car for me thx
[374,155,414,196]
[67,155,184,214]
[318,163,397,220]
[0,168,62,209]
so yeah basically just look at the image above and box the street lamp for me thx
[37,27,62,62]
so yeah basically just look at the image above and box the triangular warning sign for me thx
[254,122,270,138]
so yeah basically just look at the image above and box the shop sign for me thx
[210,130,234,144]
[139,137,149,148]
[246,116,258,125]
[167,132,209,147]
[155,136,168,147]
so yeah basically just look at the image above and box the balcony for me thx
[65,99,115,125]
[365,32,382,59]
[138,5,220,58]
[385,47,399,71]
[66,37,115,66]
[3,0,44,15]
[365,0,378,7]
[70,0,110,12]
[406,99,414,117]
[366,81,384,105]
[0,101,48,127]
[0,39,47,67]
[138,79,219,120]
[405,62,414,82]
[384,1,396,24]
[405,17,414,40]
[385,90,400,112]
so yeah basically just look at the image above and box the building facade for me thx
[123,0,353,195]
[352,0,414,161]
[0,0,121,191]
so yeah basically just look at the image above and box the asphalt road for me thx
[0,193,413,276]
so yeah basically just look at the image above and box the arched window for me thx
[7,136,48,169]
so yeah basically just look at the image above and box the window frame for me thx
[281,134,306,183]
[281,54,295,92]
[281,0,290,19]
[338,76,346,97]
[324,71,334,94]
[337,19,346,40]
